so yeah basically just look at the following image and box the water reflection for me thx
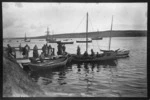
[58,70,67,85]
[29,60,118,83]
[4,37,146,96]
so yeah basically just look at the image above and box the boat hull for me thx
[117,54,129,58]
[101,49,130,58]
[60,41,74,44]
[92,37,103,40]
[28,57,68,71]
[71,52,117,63]
[76,40,92,43]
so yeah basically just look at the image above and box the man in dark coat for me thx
[33,45,39,58]
[57,42,62,55]
[48,44,52,56]
[62,44,66,54]
[45,44,48,57]
[25,44,30,58]
[77,46,81,56]
[91,49,95,57]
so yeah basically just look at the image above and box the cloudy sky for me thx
[2,2,147,38]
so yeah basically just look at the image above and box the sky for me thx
[2,2,147,38]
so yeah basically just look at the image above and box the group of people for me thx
[18,42,66,60]
[22,44,30,58]
[77,45,101,57]
[7,42,101,60]
[18,43,56,59]
[41,44,55,57]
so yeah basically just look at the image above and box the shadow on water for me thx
[25,60,118,88]
[75,60,118,94]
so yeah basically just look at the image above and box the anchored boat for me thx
[101,16,130,58]
[60,39,74,44]
[71,12,117,63]
[76,38,92,43]
[92,37,103,40]
[24,33,30,42]
[45,27,58,43]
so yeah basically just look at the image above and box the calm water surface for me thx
[3,37,147,97]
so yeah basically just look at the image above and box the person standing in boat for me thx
[25,44,30,58]
[42,44,45,54]
[83,51,88,57]
[39,52,45,63]
[22,46,26,58]
[57,42,63,55]
[52,48,55,56]
[77,46,81,56]
[91,49,95,57]
[62,44,66,54]
[48,44,52,56]
[33,45,39,58]
[45,43,48,57]
[96,52,99,57]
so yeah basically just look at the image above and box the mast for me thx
[46,27,50,40]
[108,16,113,50]
[25,33,26,41]
[86,12,88,53]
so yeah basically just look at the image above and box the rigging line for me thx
[89,16,100,52]
[88,16,95,50]
[96,40,101,51]
[89,16,101,52]
[73,15,86,33]
[89,16,94,32]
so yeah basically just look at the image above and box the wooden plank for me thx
[17,59,30,63]
[14,48,42,50]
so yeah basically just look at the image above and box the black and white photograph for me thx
[2,2,147,97]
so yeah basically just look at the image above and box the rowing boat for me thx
[27,56,68,71]
[72,50,117,63]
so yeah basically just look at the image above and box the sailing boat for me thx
[100,16,130,58]
[24,33,30,42]
[46,27,57,43]
[71,12,117,62]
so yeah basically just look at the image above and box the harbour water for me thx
[3,37,147,97]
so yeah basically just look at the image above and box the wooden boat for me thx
[59,39,74,44]
[72,51,117,62]
[76,39,92,43]
[71,13,117,62]
[100,49,129,58]
[45,27,57,43]
[117,49,130,55]
[27,56,68,71]
[60,39,74,44]
[24,33,31,42]
[92,37,103,40]
[101,16,130,58]
[60,41,74,44]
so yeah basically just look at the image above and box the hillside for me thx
[8,30,147,39]
[31,30,147,39]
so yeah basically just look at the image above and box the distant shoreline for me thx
[3,30,147,39]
